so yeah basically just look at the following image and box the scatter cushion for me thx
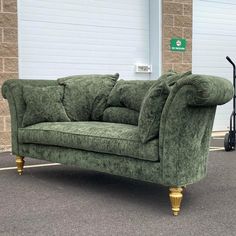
[139,82,170,143]
[138,71,192,143]
[58,74,119,121]
[22,86,70,127]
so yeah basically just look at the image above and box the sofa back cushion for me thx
[104,72,176,125]
[22,85,70,127]
[58,74,119,121]
[104,80,156,125]
[107,79,156,112]
[103,107,139,126]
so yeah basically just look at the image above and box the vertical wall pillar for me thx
[162,0,193,73]
[0,0,18,152]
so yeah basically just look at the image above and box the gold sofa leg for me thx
[16,156,25,175]
[169,187,183,216]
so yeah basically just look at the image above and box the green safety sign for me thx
[170,38,186,51]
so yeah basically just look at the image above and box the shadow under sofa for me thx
[1,72,233,216]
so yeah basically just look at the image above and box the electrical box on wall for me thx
[135,64,152,73]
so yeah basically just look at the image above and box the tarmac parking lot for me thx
[0,135,235,236]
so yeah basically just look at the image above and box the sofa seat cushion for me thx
[18,122,159,162]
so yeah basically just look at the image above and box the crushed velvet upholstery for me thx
[22,85,70,127]
[138,71,192,143]
[159,74,233,186]
[180,74,233,106]
[58,74,119,121]
[1,79,58,154]
[1,73,234,188]
[139,82,170,143]
[19,144,162,184]
[107,79,155,111]
[18,122,159,161]
[104,72,176,126]
[103,107,139,126]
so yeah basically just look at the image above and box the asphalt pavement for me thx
[0,136,235,236]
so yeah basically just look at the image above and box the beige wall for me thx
[0,0,18,152]
[162,0,193,73]
[0,0,193,152]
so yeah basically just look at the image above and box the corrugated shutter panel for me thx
[193,0,235,130]
[18,0,150,80]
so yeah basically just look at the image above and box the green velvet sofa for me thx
[1,72,233,216]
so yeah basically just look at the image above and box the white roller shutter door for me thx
[18,0,160,80]
[193,0,235,131]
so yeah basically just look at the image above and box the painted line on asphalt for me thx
[209,147,225,151]
[212,137,224,140]
[0,163,61,171]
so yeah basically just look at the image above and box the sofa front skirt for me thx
[18,144,208,187]
[18,144,164,184]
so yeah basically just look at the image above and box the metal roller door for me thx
[193,0,236,130]
[18,0,161,81]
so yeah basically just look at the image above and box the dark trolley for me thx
[224,56,236,151]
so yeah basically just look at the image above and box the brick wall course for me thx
[0,27,2,41]
[162,0,193,73]
[0,131,11,146]
[183,53,192,63]
[163,14,174,26]
[4,57,18,72]
[163,2,183,15]
[0,116,4,130]
[172,0,192,3]
[0,100,9,116]
[183,27,192,39]
[0,116,10,131]
[163,26,182,39]
[173,63,192,72]
[174,15,192,27]
[3,27,17,42]
[3,0,17,13]
[5,115,10,131]
[0,43,18,57]
[184,4,192,15]
[0,0,17,152]
[0,57,3,72]
[163,51,183,64]
[0,13,17,27]
[0,72,18,85]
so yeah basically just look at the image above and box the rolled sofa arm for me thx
[178,74,233,106]
[1,79,57,154]
[158,74,233,187]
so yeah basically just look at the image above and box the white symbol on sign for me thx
[176,40,181,47]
